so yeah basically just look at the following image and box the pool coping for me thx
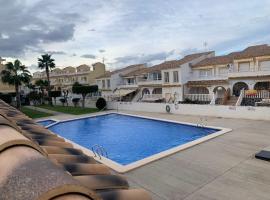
[44,111,232,173]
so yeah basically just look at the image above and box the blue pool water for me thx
[37,120,56,127]
[48,114,219,165]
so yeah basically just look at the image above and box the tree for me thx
[38,54,55,106]
[72,82,98,108]
[50,90,61,105]
[35,79,48,104]
[0,60,32,109]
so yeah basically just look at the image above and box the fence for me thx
[184,94,212,102]
[108,101,270,121]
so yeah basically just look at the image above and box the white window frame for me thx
[259,60,270,71]
[164,72,170,83]
[173,71,179,82]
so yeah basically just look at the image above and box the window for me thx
[173,71,179,82]
[81,77,87,82]
[127,78,134,85]
[218,67,228,75]
[259,60,270,71]
[107,79,111,88]
[102,80,105,88]
[199,69,212,77]
[164,72,169,83]
[152,72,162,80]
[238,62,250,72]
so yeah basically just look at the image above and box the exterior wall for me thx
[182,52,215,84]
[32,63,106,90]
[107,101,270,121]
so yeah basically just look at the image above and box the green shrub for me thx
[50,90,61,105]
[0,93,12,104]
[72,98,80,107]
[59,98,67,106]
[96,97,106,110]
[27,91,42,105]
[72,83,98,108]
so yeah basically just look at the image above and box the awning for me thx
[113,89,136,97]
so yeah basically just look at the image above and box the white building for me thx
[96,44,270,106]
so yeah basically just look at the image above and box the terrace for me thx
[47,110,270,200]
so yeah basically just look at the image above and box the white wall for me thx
[107,101,270,121]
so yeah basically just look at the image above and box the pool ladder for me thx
[91,144,108,160]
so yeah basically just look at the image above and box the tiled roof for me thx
[0,100,151,200]
[187,80,228,86]
[234,44,270,59]
[193,44,270,67]
[124,52,213,76]
[96,64,145,79]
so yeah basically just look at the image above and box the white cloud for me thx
[0,0,270,70]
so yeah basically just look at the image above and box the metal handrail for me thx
[91,144,108,159]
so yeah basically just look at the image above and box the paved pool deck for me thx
[43,111,270,200]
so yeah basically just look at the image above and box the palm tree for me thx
[35,79,49,104]
[0,60,32,109]
[38,54,55,106]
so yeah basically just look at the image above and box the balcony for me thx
[228,69,270,78]
[117,83,138,88]
[190,74,228,81]
[137,79,163,86]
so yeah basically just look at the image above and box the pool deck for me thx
[45,111,270,200]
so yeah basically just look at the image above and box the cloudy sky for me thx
[1,0,270,72]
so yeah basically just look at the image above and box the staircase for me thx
[224,96,238,106]
[131,89,142,102]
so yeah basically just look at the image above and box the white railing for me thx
[210,93,217,105]
[137,79,162,85]
[184,94,212,102]
[142,94,163,100]
[243,90,270,99]
[190,74,228,81]
[236,90,244,106]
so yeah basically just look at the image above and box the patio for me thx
[51,110,270,200]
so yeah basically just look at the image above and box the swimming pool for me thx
[48,113,230,172]
[37,119,57,126]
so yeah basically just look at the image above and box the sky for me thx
[0,0,270,73]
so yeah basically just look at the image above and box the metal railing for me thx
[91,144,108,159]
[184,94,212,102]
[243,90,270,99]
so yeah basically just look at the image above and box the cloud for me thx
[0,0,83,57]
[46,51,67,55]
[81,54,96,59]
[1,0,270,69]
[114,50,175,65]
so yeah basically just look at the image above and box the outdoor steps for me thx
[224,96,238,106]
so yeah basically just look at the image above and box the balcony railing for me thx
[117,83,138,88]
[243,90,270,99]
[190,74,228,81]
[184,94,212,101]
[137,79,162,85]
[228,69,270,78]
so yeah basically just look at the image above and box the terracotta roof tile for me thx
[0,99,152,200]
[96,64,146,79]
[124,51,213,76]
[234,44,270,59]
[193,44,270,67]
